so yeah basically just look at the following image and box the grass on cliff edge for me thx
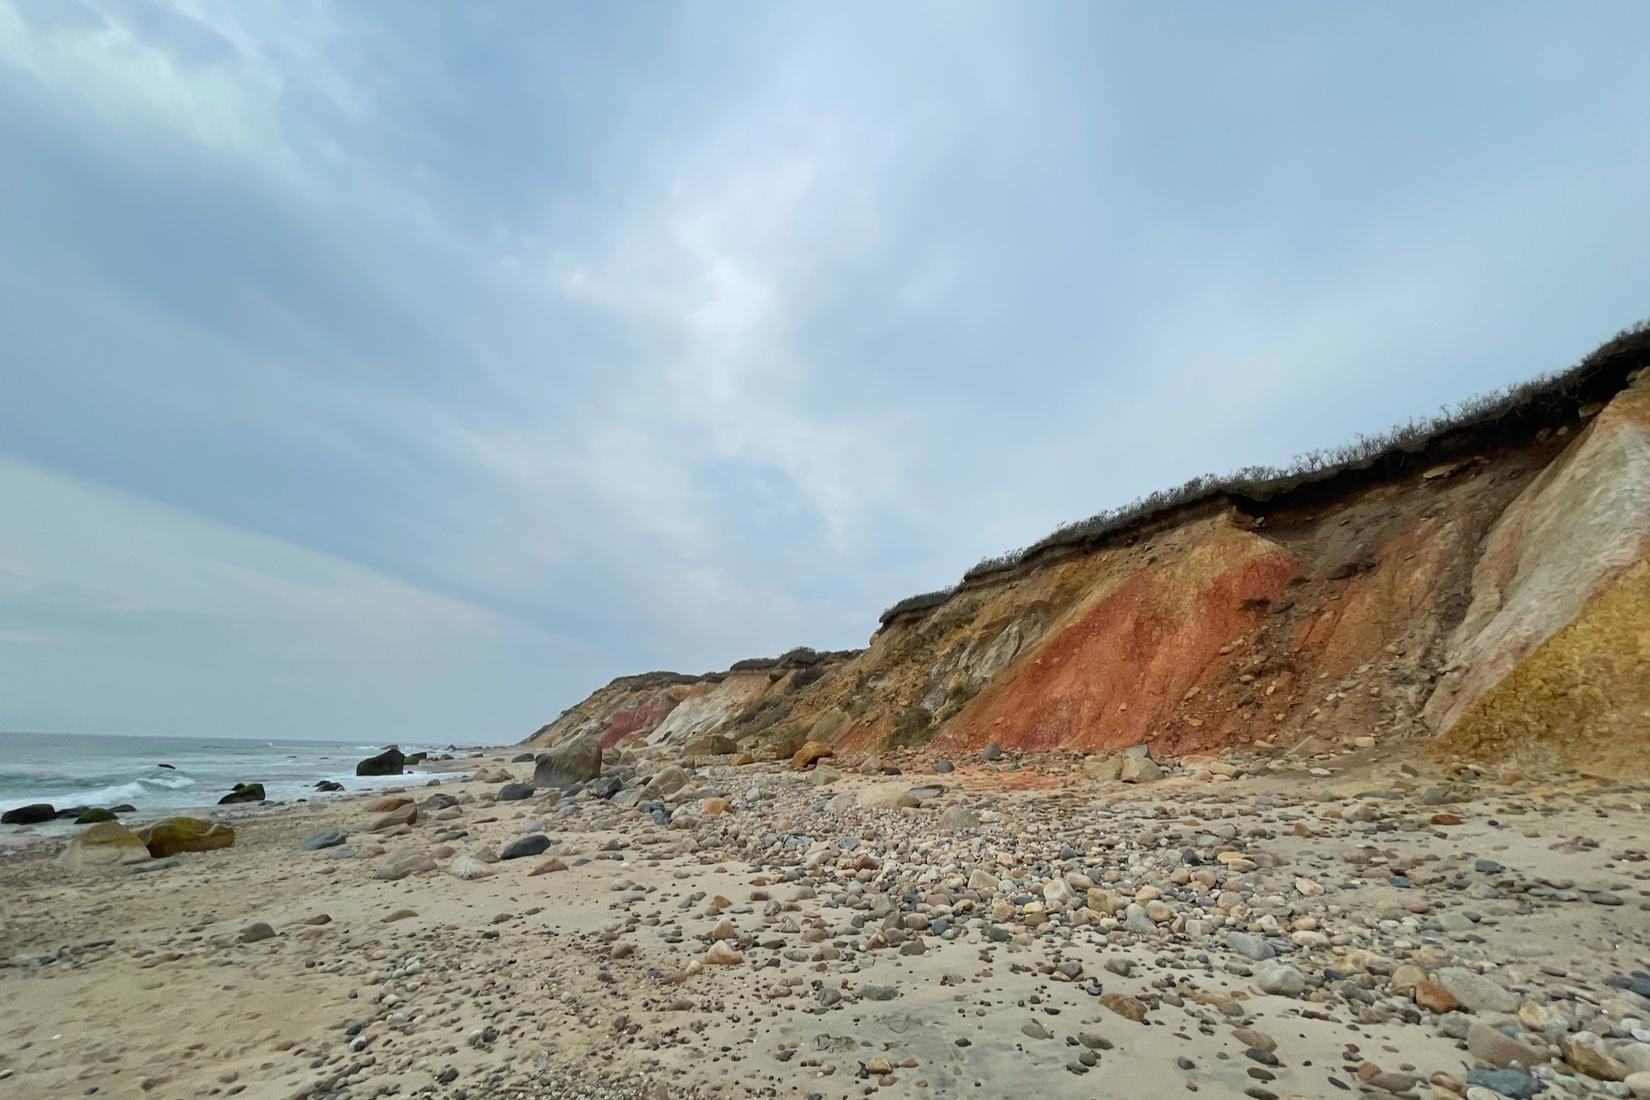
[880,320,1650,627]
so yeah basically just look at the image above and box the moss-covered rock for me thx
[134,817,236,858]
[74,807,117,824]
[217,782,266,804]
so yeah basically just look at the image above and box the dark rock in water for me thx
[1464,1068,1542,1099]
[511,752,536,763]
[500,833,552,860]
[111,804,136,814]
[404,752,427,766]
[75,807,117,824]
[218,782,266,804]
[979,743,1003,762]
[54,806,89,820]
[497,782,535,802]
[356,747,405,777]
[3,804,56,825]
[157,763,175,770]
[298,828,348,851]
[532,734,602,790]
[314,780,344,792]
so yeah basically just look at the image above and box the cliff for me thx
[525,325,1650,774]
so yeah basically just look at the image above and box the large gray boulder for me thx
[533,734,603,791]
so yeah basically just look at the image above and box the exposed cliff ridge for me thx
[526,325,1650,774]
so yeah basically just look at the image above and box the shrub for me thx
[881,321,1650,622]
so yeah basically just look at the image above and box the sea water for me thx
[0,730,474,819]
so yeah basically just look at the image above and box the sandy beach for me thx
[3,743,1649,1100]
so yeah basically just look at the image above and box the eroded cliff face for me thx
[525,344,1650,775]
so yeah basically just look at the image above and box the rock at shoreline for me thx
[134,817,235,858]
[218,782,266,804]
[532,734,602,790]
[2,803,55,825]
[356,747,405,777]
[74,807,118,824]
[314,780,344,792]
[58,821,151,872]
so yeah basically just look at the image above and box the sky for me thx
[2,1,1647,742]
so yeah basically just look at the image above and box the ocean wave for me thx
[0,774,199,812]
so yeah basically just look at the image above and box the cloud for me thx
[0,1,1646,738]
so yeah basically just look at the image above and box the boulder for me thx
[500,833,552,860]
[314,780,345,792]
[403,752,427,766]
[471,766,513,784]
[1119,756,1165,783]
[1,803,55,825]
[218,782,266,804]
[446,855,493,880]
[1083,755,1123,781]
[979,742,1003,762]
[74,807,117,824]
[238,922,276,943]
[366,795,412,812]
[532,734,603,790]
[133,817,235,858]
[370,805,417,831]
[790,741,835,770]
[355,747,405,777]
[496,782,535,801]
[648,767,690,796]
[1467,1021,1547,1069]
[373,850,436,880]
[511,752,536,763]
[298,828,348,851]
[683,733,738,756]
[1438,967,1521,1013]
[57,822,151,872]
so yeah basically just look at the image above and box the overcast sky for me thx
[3,1,1647,742]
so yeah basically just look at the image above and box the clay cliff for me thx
[526,325,1650,775]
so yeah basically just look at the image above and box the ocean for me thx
[0,730,476,821]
